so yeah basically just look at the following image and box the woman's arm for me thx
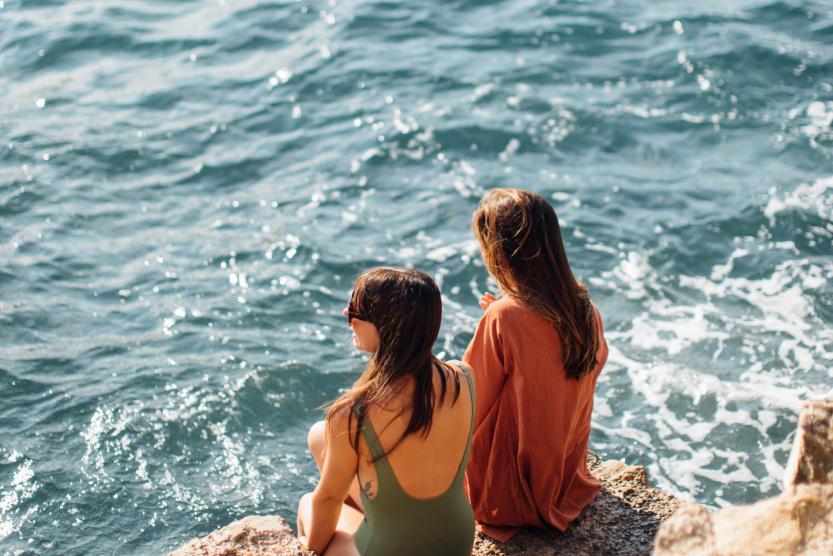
[305,408,360,554]
[463,302,508,429]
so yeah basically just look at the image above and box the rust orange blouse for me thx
[462,296,608,542]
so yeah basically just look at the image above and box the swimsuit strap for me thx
[447,360,476,485]
[356,407,397,482]
[448,360,476,428]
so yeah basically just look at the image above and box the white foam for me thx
[802,101,833,150]
[710,248,748,281]
[498,138,521,161]
[765,176,833,225]
[0,459,39,540]
[599,345,793,501]
[607,251,654,300]
[626,306,729,356]
[595,223,832,502]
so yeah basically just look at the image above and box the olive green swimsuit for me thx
[354,362,476,556]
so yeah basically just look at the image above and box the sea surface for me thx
[1,0,832,554]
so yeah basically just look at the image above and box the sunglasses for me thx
[347,297,370,325]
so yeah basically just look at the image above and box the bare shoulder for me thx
[590,300,605,333]
[327,405,358,441]
[441,360,475,391]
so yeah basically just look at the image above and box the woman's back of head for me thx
[472,188,599,380]
[351,267,441,380]
[329,267,460,455]
[472,189,573,296]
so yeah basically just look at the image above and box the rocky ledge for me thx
[654,399,833,556]
[168,400,832,556]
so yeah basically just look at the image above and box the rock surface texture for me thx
[783,399,833,489]
[168,515,314,556]
[654,399,833,556]
[167,452,681,556]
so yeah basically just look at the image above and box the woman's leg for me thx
[297,492,313,540]
[297,492,363,556]
[323,503,364,556]
[308,421,363,511]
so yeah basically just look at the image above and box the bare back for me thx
[356,362,473,500]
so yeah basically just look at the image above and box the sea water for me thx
[1,0,832,554]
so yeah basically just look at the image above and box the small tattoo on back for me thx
[363,480,375,497]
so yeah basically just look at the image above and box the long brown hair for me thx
[326,267,461,457]
[472,188,599,380]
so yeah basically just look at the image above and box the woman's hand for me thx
[479,292,498,312]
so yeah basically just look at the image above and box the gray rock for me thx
[167,452,682,556]
[167,515,314,556]
[471,453,682,556]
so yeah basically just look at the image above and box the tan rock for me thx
[783,399,833,489]
[653,484,833,556]
[651,503,715,556]
[167,515,314,556]
[593,459,651,487]
[654,399,833,556]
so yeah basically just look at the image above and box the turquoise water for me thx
[2,0,832,553]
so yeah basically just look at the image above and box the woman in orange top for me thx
[463,189,608,542]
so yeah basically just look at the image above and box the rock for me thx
[654,399,833,556]
[651,504,714,556]
[654,484,833,556]
[167,452,681,556]
[167,515,314,556]
[471,452,682,556]
[783,399,833,489]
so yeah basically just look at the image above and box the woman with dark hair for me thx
[463,189,608,542]
[297,267,476,556]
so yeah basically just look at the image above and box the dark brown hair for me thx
[326,267,460,457]
[472,188,599,380]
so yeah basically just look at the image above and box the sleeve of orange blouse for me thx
[463,305,508,430]
[591,302,607,359]
[593,303,608,367]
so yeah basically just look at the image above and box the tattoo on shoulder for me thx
[363,480,375,497]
